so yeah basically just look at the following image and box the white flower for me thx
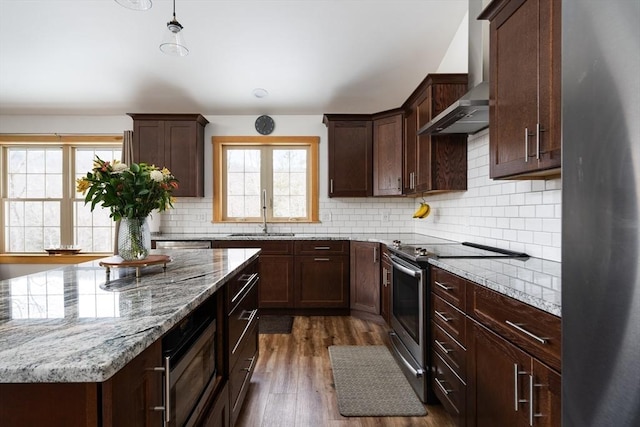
[150,170,164,182]
[112,163,128,173]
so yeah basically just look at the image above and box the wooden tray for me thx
[99,254,171,278]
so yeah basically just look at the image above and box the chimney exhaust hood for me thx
[419,0,490,135]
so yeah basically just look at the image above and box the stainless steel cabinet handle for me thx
[397,177,401,191]
[151,357,171,425]
[314,258,330,261]
[382,267,388,286]
[529,374,534,426]
[434,310,451,323]
[513,363,529,412]
[434,340,451,354]
[314,246,331,250]
[434,377,452,395]
[506,320,547,344]
[524,127,529,162]
[536,123,541,160]
[242,356,256,372]
[434,280,453,291]
[330,179,334,194]
[373,246,378,263]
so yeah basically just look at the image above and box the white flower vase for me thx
[118,217,151,261]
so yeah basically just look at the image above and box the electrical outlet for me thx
[382,211,390,222]
[321,211,332,222]
[196,214,207,222]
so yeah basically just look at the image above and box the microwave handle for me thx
[152,356,171,425]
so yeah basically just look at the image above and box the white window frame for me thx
[0,134,123,254]
[212,136,319,223]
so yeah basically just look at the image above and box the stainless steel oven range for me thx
[386,239,528,404]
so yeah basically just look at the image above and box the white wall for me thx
[436,11,468,73]
[0,114,561,261]
[414,130,562,261]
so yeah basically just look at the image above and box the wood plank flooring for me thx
[235,316,455,427]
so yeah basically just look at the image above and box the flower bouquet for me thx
[76,156,178,260]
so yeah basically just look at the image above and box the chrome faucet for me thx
[261,189,268,234]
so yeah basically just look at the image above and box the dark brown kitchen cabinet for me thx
[129,113,209,197]
[212,240,295,309]
[467,320,561,427]
[403,74,468,194]
[429,266,561,427]
[373,111,403,196]
[480,0,561,179]
[323,115,373,197]
[349,241,381,314]
[294,241,349,309]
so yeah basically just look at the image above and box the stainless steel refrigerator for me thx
[562,1,640,426]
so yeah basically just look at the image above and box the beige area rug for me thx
[328,345,427,417]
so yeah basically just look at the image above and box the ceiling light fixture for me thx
[114,0,152,11]
[159,0,189,56]
[253,88,269,98]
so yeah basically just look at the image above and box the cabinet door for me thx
[349,241,380,314]
[326,119,373,197]
[133,120,166,168]
[531,359,561,427]
[294,255,349,308]
[373,114,403,196]
[467,319,530,427]
[101,340,164,427]
[488,0,561,178]
[403,107,417,194]
[259,255,295,308]
[415,90,433,192]
[164,120,204,197]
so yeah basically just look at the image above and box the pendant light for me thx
[160,0,189,56]
[114,0,152,11]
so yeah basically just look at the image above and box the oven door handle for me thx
[389,332,425,378]
[389,255,422,278]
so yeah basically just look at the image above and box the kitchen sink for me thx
[227,232,295,237]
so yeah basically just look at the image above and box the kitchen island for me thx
[0,247,260,426]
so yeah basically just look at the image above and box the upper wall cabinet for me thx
[480,0,561,179]
[323,114,373,198]
[129,113,209,197]
[404,74,468,194]
[373,110,403,196]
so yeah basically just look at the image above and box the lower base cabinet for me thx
[202,383,230,427]
[467,320,561,427]
[349,241,381,314]
[429,266,561,427]
[294,255,349,308]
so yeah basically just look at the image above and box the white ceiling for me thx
[0,0,468,116]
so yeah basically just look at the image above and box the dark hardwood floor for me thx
[235,315,455,427]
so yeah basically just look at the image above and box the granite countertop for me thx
[154,232,561,316]
[0,248,260,383]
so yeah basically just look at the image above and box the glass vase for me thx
[118,217,151,261]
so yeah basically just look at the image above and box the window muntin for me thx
[213,136,319,223]
[1,136,122,253]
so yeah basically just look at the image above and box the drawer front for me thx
[213,240,293,255]
[294,240,349,255]
[227,261,259,313]
[468,284,561,371]
[432,267,467,310]
[432,352,466,426]
[228,279,258,366]
[432,293,466,347]
[229,321,258,420]
[432,321,466,382]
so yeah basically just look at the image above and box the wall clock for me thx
[255,115,275,135]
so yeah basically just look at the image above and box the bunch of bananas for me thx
[412,202,431,219]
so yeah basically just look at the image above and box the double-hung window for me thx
[1,135,122,253]
[213,136,319,223]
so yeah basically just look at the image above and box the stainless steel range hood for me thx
[419,0,490,135]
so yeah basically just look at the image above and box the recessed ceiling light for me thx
[253,88,269,98]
